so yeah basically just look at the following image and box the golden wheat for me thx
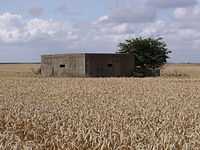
[161,64,200,78]
[0,64,200,149]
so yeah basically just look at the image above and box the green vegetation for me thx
[118,37,172,76]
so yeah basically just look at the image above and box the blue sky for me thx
[0,0,200,63]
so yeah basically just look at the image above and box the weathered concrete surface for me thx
[85,54,135,77]
[41,54,85,77]
[41,53,135,77]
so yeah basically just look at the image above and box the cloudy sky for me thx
[0,0,200,62]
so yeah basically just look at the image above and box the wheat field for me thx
[0,64,200,149]
[161,64,200,78]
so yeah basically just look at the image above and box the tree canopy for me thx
[118,37,171,69]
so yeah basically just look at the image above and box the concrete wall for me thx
[41,54,85,77]
[41,53,135,77]
[85,54,135,77]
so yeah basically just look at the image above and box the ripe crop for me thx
[0,64,200,149]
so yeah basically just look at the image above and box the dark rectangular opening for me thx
[107,64,113,67]
[60,64,65,68]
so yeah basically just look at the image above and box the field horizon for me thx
[1,63,200,78]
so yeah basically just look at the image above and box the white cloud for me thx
[0,6,200,63]
[111,23,129,34]
[0,13,23,30]
[94,16,109,24]
[173,5,200,30]
[96,7,157,24]
[174,8,187,18]
[25,19,65,39]
[92,13,200,62]
[0,13,77,43]
[174,6,200,20]
[0,13,25,43]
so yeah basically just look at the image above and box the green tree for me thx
[118,37,171,70]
